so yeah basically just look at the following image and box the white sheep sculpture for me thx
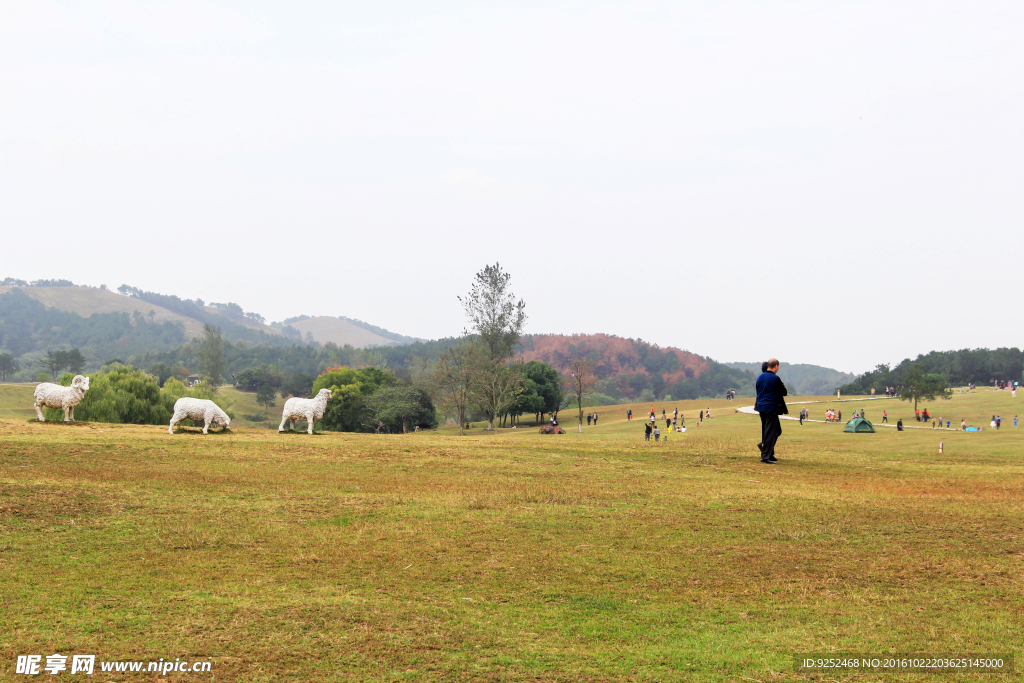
[34,375,90,422]
[279,388,332,434]
[169,397,231,434]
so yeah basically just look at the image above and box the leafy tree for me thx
[567,357,596,433]
[0,353,19,381]
[58,365,172,424]
[458,263,526,362]
[66,348,86,374]
[256,383,277,414]
[506,376,545,426]
[198,324,225,385]
[235,364,282,391]
[148,363,173,387]
[311,366,396,432]
[280,372,314,398]
[40,350,68,381]
[363,385,436,433]
[522,360,563,423]
[434,340,478,435]
[899,364,952,411]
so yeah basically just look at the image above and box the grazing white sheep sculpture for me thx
[169,397,231,434]
[279,388,332,434]
[34,375,90,422]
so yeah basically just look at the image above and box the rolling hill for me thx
[286,316,400,348]
[0,285,208,339]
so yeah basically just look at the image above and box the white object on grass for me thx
[34,375,90,422]
[169,397,230,434]
[278,388,332,434]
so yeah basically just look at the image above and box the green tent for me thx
[844,417,875,433]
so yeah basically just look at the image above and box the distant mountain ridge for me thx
[723,362,856,396]
[0,280,429,378]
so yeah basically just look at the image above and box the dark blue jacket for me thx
[755,371,783,413]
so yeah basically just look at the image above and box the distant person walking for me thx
[593,412,598,425]
[627,409,632,421]
[755,359,788,464]
[897,418,904,431]
[699,410,704,423]
[882,410,888,423]
[587,414,592,426]
[1015,415,1018,428]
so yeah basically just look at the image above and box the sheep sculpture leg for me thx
[34,401,46,422]
[169,409,183,434]
[63,405,71,422]
[278,415,290,432]
[306,413,315,435]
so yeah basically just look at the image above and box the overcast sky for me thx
[2,1,1021,373]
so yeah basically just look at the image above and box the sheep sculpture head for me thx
[72,375,90,392]
[316,388,333,401]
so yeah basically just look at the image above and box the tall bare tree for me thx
[458,263,527,362]
[434,341,478,435]
[473,358,524,430]
[567,356,596,433]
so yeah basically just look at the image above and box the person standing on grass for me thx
[593,412,598,425]
[653,425,660,442]
[644,422,652,441]
[1015,415,1018,428]
[755,358,788,464]
[699,410,704,422]
[627,408,632,421]
[587,414,592,426]
[897,418,904,431]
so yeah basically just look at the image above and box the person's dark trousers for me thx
[759,412,781,461]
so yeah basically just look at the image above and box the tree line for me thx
[839,348,1023,395]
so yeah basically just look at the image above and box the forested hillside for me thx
[520,334,754,402]
[0,288,188,374]
[839,348,1023,394]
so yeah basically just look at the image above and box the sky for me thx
[1,1,1021,374]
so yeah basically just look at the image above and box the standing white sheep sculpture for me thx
[34,375,90,422]
[168,397,231,434]
[279,388,332,434]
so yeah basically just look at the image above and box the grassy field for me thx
[0,388,1021,681]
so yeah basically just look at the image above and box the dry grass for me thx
[0,390,1021,681]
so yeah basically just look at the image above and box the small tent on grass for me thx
[844,417,875,433]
